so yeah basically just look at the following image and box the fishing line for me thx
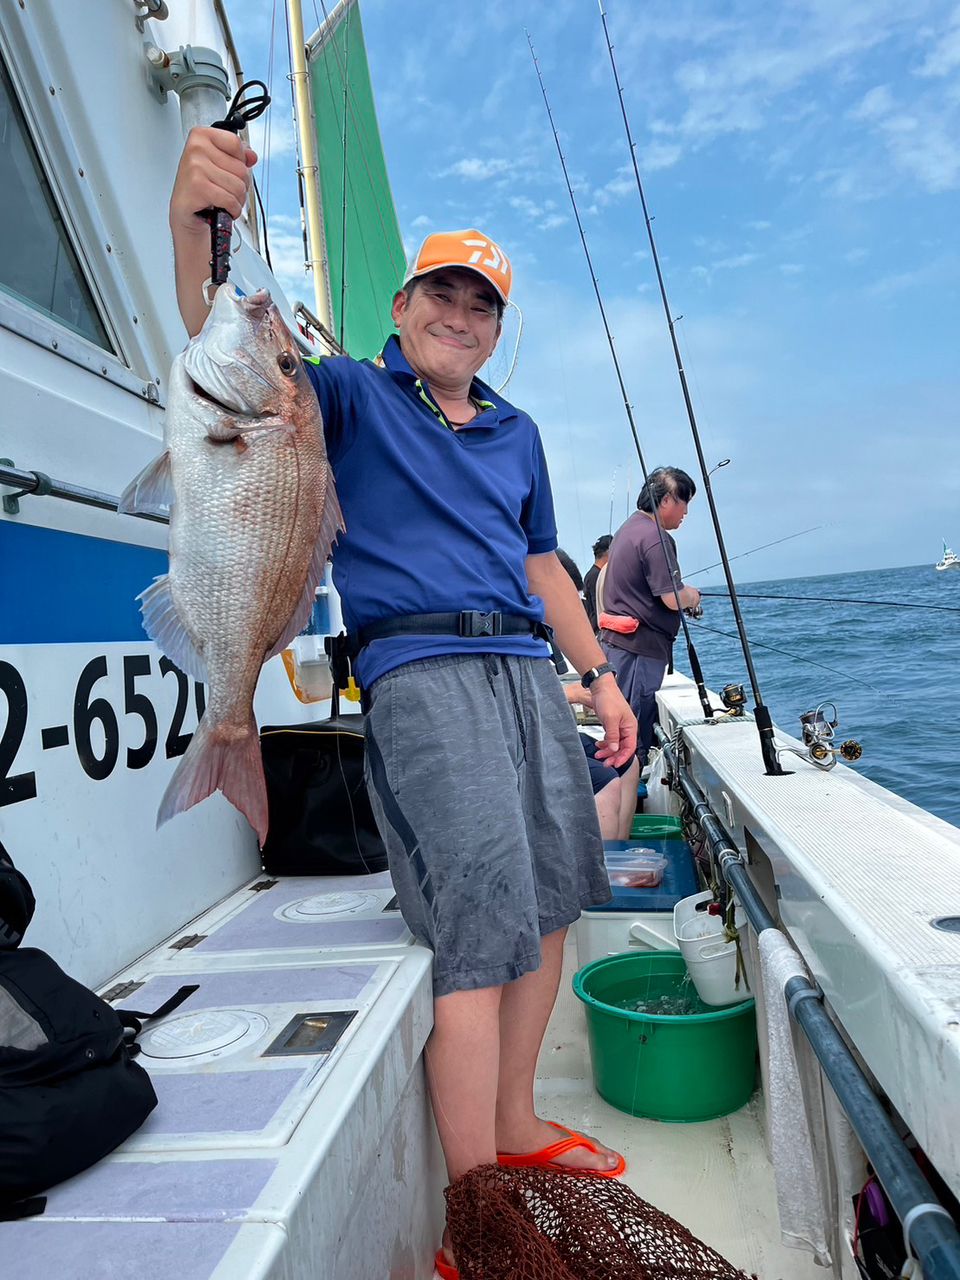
[687,619,889,696]
[702,591,960,614]
[599,1,783,774]
[527,32,716,723]
[686,525,828,578]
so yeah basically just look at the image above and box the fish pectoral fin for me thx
[138,575,209,683]
[264,466,345,664]
[118,450,174,514]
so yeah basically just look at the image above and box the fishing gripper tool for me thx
[200,80,270,300]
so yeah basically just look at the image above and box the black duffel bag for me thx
[260,717,389,876]
[0,841,169,1218]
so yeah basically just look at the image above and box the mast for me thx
[286,0,333,330]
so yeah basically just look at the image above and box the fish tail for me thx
[157,715,268,846]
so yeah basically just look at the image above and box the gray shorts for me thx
[363,654,610,996]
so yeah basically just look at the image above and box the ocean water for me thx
[672,563,960,828]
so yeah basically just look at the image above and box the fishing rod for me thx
[686,525,828,579]
[526,32,716,723]
[702,591,960,614]
[598,1,783,775]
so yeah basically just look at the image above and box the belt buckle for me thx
[459,610,502,638]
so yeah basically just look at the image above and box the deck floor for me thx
[533,936,825,1280]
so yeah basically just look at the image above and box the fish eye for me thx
[277,352,298,377]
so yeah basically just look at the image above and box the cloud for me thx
[593,166,636,207]
[509,196,545,219]
[690,250,760,287]
[263,214,310,302]
[441,157,517,181]
[248,109,296,163]
[410,214,433,229]
[779,263,805,275]
[713,253,759,270]
[865,256,957,298]
[851,84,896,120]
[916,15,960,76]
[641,141,683,172]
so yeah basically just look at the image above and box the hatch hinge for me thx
[102,980,144,1003]
[169,933,206,950]
[249,879,278,892]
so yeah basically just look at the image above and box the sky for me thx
[226,0,960,584]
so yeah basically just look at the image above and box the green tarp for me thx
[308,1,405,360]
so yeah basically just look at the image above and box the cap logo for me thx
[462,237,509,277]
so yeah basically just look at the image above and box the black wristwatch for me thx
[581,662,615,689]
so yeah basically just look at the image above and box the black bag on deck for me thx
[260,717,389,876]
[0,844,163,1218]
[0,839,35,949]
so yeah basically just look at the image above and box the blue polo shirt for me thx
[305,335,558,687]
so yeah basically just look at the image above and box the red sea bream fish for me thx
[120,284,342,843]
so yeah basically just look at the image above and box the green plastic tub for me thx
[629,814,683,841]
[573,951,757,1122]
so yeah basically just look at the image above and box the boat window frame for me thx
[0,22,164,406]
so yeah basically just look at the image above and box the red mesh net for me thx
[444,1164,756,1280]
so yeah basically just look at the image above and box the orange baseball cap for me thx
[403,229,512,304]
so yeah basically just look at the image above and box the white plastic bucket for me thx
[673,891,749,1007]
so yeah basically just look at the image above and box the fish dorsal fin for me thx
[264,465,345,664]
[138,575,209,684]
[118,450,174,515]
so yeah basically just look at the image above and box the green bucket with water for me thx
[573,951,757,1122]
[629,814,683,841]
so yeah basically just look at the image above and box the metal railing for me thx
[656,726,960,1280]
[0,460,168,523]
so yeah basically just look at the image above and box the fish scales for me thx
[120,285,342,843]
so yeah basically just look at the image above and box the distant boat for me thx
[936,540,960,571]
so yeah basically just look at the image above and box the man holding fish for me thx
[167,126,637,1275]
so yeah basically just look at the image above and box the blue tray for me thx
[586,837,698,913]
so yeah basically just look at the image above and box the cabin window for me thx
[0,57,111,351]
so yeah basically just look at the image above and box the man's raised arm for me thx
[168,128,257,337]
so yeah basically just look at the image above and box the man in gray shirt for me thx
[599,467,700,761]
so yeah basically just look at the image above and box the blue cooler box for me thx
[575,837,699,969]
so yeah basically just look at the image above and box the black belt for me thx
[355,610,543,648]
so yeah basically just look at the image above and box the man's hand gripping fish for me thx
[120,285,343,844]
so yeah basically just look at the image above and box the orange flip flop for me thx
[434,1247,459,1280]
[497,1121,626,1178]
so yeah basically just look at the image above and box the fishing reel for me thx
[777,703,863,772]
[719,683,747,716]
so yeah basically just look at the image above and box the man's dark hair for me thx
[402,274,505,322]
[555,548,583,593]
[592,534,613,559]
[637,466,697,513]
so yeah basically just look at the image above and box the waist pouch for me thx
[599,612,640,634]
